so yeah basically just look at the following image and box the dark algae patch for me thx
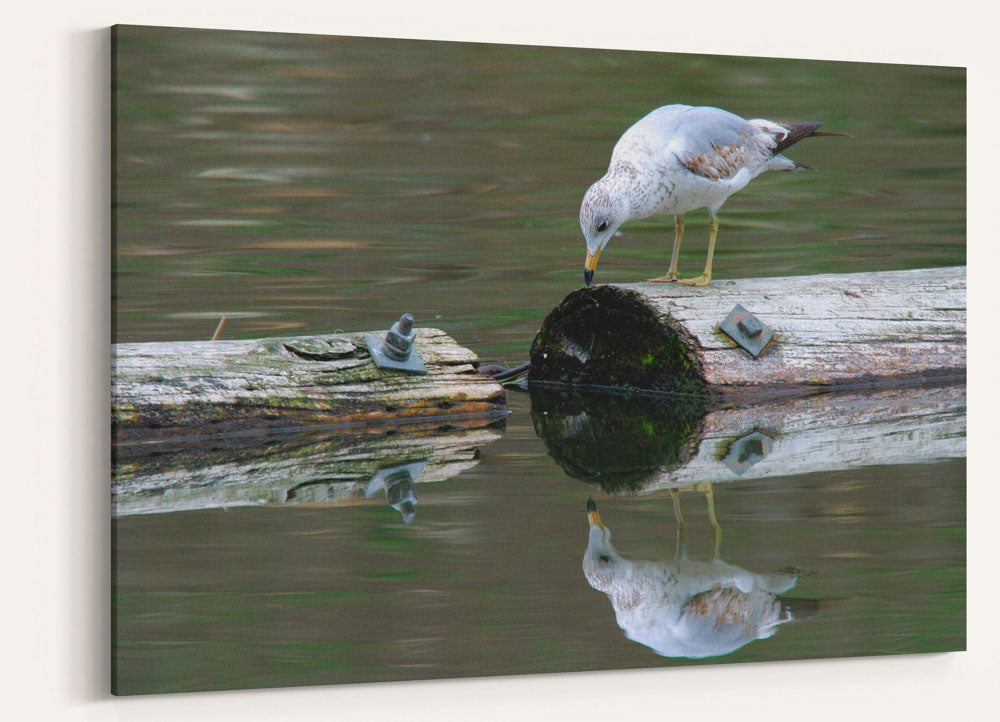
[529,285,707,397]
[529,386,706,492]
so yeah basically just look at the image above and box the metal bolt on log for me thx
[365,312,428,374]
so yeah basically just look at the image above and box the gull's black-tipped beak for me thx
[583,249,601,287]
[586,498,603,528]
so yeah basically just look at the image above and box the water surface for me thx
[113,25,965,356]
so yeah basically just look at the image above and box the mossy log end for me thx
[530,267,965,398]
[113,327,505,442]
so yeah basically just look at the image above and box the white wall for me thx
[3,1,996,720]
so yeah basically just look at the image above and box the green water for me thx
[111,25,965,695]
[112,25,964,354]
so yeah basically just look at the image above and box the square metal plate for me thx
[719,304,775,358]
[364,334,428,374]
[720,430,774,474]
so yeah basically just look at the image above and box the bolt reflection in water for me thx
[365,461,425,523]
[583,498,819,659]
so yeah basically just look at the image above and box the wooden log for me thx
[531,383,965,494]
[112,327,506,442]
[530,267,966,398]
[113,420,503,517]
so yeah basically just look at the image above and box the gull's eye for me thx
[596,220,608,232]
[599,555,610,563]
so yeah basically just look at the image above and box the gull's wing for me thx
[681,585,758,625]
[671,107,773,181]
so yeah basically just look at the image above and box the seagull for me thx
[583,498,818,658]
[580,104,840,286]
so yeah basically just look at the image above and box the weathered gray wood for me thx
[113,421,503,517]
[113,327,506,441]
[531,383,965,494]
[530,267,966,397]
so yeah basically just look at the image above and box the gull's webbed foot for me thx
[677,274,711,287]
[648,271,680,283]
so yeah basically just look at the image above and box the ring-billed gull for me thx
[580,104,840,286]
[584,498,818,658]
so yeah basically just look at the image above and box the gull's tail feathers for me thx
[772,122,849,155]
[778,596,822,621]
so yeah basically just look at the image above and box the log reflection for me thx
[532,383,965,493]
[112,418,503,517]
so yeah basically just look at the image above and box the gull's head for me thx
[583,498,623,591]
[580,178,628,286]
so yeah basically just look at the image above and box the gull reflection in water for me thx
[583,497,818,659]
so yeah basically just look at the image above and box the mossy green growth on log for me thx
[529,285,707,397]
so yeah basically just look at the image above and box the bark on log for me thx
[530,267,966,398]
[531,383,965,494]
[113,420,503,517]
[112,327,506,442]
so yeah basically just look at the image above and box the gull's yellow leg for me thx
[696,482,722,559]
[649,215,684,283]
[678,212,719,287]
[671,488,689,559]
[675,521,688,560]
[670,488,686,528]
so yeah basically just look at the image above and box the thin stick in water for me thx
[211,315,227,341]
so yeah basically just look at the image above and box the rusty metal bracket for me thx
[364,312,427,374]
[719,304,774,358]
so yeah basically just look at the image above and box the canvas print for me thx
[111,24,966,695]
